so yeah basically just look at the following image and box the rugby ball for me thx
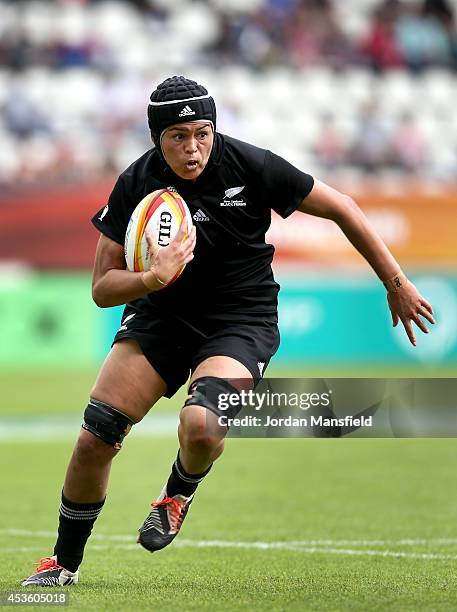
[124,188,193,284]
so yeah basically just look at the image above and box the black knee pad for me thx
[82,398,134,450]
[184,376,242,419]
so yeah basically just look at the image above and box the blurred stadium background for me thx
[1,0,456,410]
[1,2,457,608]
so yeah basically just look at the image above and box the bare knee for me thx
[179,407,224,456]
[73,429,119,465]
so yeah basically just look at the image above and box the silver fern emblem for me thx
[224,186,245,199]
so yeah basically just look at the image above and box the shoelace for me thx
[152,496,186,531]
[34,557,61,574]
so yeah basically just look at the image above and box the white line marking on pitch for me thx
[288,538,457,546]
[5,543,457,561]
[0,415,178,441]
[3,530,457,561]
[4,530,457,547]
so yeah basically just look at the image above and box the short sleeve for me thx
[91,175,133,245]
[263,150,314,218]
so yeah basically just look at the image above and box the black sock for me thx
[53,492,105,572]
[166,452,212,498]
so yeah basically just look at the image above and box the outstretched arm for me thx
[298,179,435,345]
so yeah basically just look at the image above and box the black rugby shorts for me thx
[112,305,280,398]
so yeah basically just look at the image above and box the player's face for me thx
[160,122,214,181]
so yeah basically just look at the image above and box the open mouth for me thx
[185,160,198,170]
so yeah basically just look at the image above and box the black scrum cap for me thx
[148,76,216,145]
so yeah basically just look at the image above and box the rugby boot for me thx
[138,485,194,552]
[21,556,79,587]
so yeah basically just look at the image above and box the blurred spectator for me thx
[396,1,454,71]
[52,39,96,69]
[238,10,284,68]
[0,0,456,186]
[211,9,285,68]
[389,112,428,174]
[314,114,348,171]
[210,14,246,65]
[284,0,353,69]
[3,89,51,139]
[0,0,456,73]
[349,102,392,174]
[421,0,457,69]
[359,0,405,71]
[0,30,52,70]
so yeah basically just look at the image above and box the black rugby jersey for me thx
[92,133,314,324]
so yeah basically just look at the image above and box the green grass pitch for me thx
[1,367,457,610]
[2,437,457,610]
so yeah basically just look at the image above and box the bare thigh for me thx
[90,339,167,422]
[190,355,253,385]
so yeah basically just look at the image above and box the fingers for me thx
[388,287,435,345]
[401,309,435,345]
[181,226,196,257]
[145,230,159,255]
[181,244,194,263]
[412,304,437,334]
[400,308,433,344]
[172,220,187,244]
[418,306,435,325]
[173,219,195,245]
[187,225,197,249]
[149,223,196,254]
[401,318,417,346]
[420,298,434,315]
[413,314,429,335]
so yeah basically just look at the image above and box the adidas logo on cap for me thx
[178,105,196,118]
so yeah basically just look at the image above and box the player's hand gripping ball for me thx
[124,188,194,286]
